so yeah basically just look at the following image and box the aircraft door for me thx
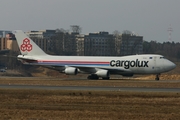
[153,56,161,73]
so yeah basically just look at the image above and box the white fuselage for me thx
[18,54,176,75]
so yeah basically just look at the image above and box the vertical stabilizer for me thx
[14,30,47,56]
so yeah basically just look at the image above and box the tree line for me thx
[143,41,180,61]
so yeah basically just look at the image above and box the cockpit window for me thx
[160,57,166,59]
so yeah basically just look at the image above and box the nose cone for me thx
[170,62,176,70]
[167,61,176,71]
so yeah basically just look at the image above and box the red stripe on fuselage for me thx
[37,60,109,64]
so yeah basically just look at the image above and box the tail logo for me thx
[20,38,32,52]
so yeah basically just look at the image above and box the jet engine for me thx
[95,69,109,78]
[65,67,78,75]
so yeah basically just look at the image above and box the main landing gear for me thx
[87,74,99,80]
[102,77,110,80]
[155,74,160,81]
[87,74,110,80]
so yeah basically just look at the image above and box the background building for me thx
[6,33,18,52]
[26,30,57,53]
[0,29,144,57]
[0,33,18,52]
[26,30,56,38]
[0,30,13,51]
[32,38,48,52]
[50,32,77,55]
[66,33,79,55]
[120,34,143,56]
[84,32,115,56]
[0,30,11,37]
[26,30,80,55]
[76,34,84,56]
[0,37,6,50]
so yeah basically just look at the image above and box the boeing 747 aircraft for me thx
[14,30,176,80]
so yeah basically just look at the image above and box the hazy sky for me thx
[0,0,179,42]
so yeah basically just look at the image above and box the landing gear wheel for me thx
[87,74,99,80]
[155,74,160,81]
[102,77,110,80]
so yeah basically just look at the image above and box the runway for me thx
[0,84,179,92]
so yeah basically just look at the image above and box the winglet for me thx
[14,30,47,56]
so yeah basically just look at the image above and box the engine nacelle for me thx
[65,67,78,75]
[95,69,109,77]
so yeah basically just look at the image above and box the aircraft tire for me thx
[155,78,159,81]
[102,77,110,80]
[87,74,99,80]
[155,74,160,81]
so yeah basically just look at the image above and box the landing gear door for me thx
[153,56,160,72]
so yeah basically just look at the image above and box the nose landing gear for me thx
[155,74,160,81]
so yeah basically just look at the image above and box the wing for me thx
[69,65,133,75]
